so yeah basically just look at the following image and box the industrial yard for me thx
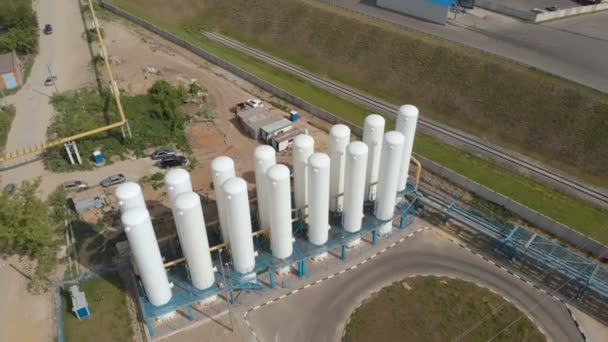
[0,1,607,342]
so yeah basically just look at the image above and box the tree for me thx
[0,3,38,54]
[0,179,62,293]
[149,80,186,132]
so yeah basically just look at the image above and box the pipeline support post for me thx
[146,320,154,337]
[269,271,275,289]
[187,304,193,321]
[341,245,347,260]
[298,259,307,278]
[372,230,377,246]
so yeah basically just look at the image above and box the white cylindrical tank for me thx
[396,105,419,192]
[165,168,192,206]
[223,177,256,275]
[374,131,405,236]
[267,164,293,260]
[342,142,368,237]
[254,146,276,230]
[116,182,146,212]
[329,124,350,212]
[307,153,330,246]
[211,156,236,244]
[173,192,215,290]
[293,134,315,214]
[121,208,172,306]
[363,114,385,202]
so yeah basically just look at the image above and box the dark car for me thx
[44,75,57,86]
[43,24,53,35]
[160,155,187,169]
[3,183,16,196]
[150,148,176,160]
[100,173,126,187]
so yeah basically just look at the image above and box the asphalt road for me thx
[323,0,608,93]
[247,229,582,342]
[1,0,94,187]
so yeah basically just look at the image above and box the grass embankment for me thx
[344,276,546,342]
[0,105,16,151]
[44,82,189,171]
[111,0,608,188]
[62,275,134,342]
[104,1,608,244]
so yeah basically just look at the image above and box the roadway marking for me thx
[446,237,588,341]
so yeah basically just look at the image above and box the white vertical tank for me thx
[121,208,172,306]
[396,105,419,192]
[329,124,350,212]
[211,156,236,243]
[267,164,293,260]
[342,142,369,245]
[293,134,315,214]
[307,153,330,249]
[222,177,256,275]
[165,168,192,206]
[363,114,385,202]
[254,146,276,230]
[374,131,405,236]
[116,182,146,212]
[173,192,215,290]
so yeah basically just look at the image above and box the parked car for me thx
[247,98,263,108]
[3,183,16,196]
[100,174,126,187]
[160,155,187,169]
[63,180,88,191]
[150,148,176,160]
[43,24,53,35]
[44,75,57,86]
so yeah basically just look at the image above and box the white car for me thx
[247,98,263,108]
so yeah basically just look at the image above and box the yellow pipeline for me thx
[0,1,127,163]
[411,156,422,191]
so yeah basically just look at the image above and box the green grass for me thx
[44,86,189,172]
[344,276,546,342]
[62,274,134,342]
[109,0,608,188]
[103,1,608,245]
[0,105,16,152]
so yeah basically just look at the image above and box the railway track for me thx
[202,30,608,207]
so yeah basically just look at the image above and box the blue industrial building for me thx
[377,0,457,24]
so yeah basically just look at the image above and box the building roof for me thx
[261,118,293,134]
[0,52,15,74]
[273,127,305,143]
[72,187,106,203]
[69,285,89,309]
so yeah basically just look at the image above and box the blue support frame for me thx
[269,271,275,289]
[146,319,154,337]
[341,245,347,260]
[187,304,193,321]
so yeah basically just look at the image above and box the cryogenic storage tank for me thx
[211,156,236,243]
[293,134,315,213]
[375,131,405,236]
[396,105,419,192]
[254,145,276,230]
[267,164,293,259]
[307,153,330,246]
[121,208,172,306]
[116,182,146,212]
[363,114,385,202]
[342,142,368,233]
[329,124,350,212]
[173,192,215,290]
[222,177,256,275]
[165,168,192,206]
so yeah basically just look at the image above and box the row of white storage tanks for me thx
[117,105,419,307]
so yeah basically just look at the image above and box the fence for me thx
[418,155,608,258]
[98,1,607,258]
